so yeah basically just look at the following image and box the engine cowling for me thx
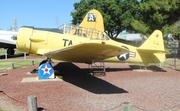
[16,26,33,53]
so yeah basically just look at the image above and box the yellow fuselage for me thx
[16,26,165,66]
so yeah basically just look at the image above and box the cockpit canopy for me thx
[59,24,109,40]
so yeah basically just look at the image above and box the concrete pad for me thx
[21,77,63,83]
[133,69,153,72]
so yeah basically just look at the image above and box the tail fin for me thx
[139,30,166,52]
[137,30,169,64]
[79,9,104,32]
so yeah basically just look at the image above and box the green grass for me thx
[0,59,44,70]
[0,48,61,71]
[0,48,44,70]
[0,48,21,55]
[0,48,6,54]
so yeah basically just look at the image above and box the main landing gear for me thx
[7,48,15,55]
[89,61,106,76]
[39,57,53,66]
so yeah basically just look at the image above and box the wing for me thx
[38,40,128,64]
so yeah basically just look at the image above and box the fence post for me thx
[121,102,133,111]
[32,60,34,65]
[24,52,26,60]
[11,63,14,69]
[28,95,37,111]
[159,62,164,67]
[5,53,7,60]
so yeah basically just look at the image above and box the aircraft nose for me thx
[16,27,32,53]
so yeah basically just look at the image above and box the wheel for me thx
[7,48,15,55]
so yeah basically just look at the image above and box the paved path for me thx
[0,95,25,111]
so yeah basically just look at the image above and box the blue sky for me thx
[0,0,80,30]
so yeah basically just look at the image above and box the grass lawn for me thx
[0,48,21,55]
[0,48,45,70]
[0,48,61,71]
[0,59,44,70]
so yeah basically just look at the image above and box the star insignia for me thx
[41,65,52,75]
[119,53,128,59]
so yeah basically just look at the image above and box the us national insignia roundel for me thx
[117,52,136,61]
[38,63,54,79]
[117,53,130,60]
[117,46,136,61]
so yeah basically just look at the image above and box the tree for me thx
[132,0,180,55]
[71,0,180,56]
[71,0,139,38]
[131,0,180,36]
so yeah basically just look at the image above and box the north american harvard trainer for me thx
[16,9,168,72]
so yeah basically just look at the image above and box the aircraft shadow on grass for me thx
[53,62,128,94]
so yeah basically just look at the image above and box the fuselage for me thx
[0,30,17,48]
[16,26,95,54]
[16,25,165,65]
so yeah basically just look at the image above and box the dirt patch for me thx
[0,62,180,111]
[0,93,25,111]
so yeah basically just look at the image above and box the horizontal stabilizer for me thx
[137,48,170,54]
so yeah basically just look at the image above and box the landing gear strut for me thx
[89,61,106,76]
[39,58,53,66]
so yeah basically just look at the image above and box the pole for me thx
[28,95,37,111]
[121,102,133,111]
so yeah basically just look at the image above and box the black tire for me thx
[7,48,15,55]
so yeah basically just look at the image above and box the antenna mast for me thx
[12,17,17,31]
[56,16,59,28]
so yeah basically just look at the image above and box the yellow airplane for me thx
[16,9,168,71]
